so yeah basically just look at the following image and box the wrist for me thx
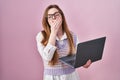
[51,31,57,36]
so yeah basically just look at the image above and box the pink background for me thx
[0,0,120,80]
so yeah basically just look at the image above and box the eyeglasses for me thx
[47,12,61,20]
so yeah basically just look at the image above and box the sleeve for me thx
[35,32,57,61]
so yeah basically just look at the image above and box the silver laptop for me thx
[59,37,106,68]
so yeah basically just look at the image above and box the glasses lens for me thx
[47,12,60,19]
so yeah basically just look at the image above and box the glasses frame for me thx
[47,11,61,20]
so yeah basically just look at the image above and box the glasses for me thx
[47,12,61,20]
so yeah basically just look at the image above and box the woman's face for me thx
[47,8,62,28]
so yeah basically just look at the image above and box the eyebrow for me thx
[48,11,59,15]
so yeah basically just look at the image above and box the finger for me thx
[51,21,57,28]
[54,21,59,28]
[56,17,62,23]
[88,59,92,63]
[56,18,62,27]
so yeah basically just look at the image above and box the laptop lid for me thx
[59,37,106,68]
[74,37,106,68]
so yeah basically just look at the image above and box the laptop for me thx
[59,37,106,68]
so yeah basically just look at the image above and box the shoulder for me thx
[36,31,44,42]
[70,31,79,44]
[36,31,43,39]
[70,31,77,38]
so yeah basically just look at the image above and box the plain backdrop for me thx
[0,0,120,80]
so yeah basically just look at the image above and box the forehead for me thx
[48,8,59,14]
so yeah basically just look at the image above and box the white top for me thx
[36,31,80,80]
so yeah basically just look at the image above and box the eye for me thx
[55,12,60,16]
[47,15,52,19]
[55,13,60,16]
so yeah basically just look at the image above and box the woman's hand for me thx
[50,17,62,34]
[48,17,62,46]
[83,59,92,68]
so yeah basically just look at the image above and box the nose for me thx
[52,15,56,20]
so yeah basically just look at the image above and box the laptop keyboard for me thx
[66,59,75,66]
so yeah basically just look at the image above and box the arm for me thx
[36,32,57,61]
[36,17,62,61]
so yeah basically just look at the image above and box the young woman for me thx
[36,4,92,80]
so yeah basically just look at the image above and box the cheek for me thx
[58,17,63,24]
[48,20,53,25]
[48,20,50,24]
[59,16,63,23]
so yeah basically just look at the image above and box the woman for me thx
[36,4,92,80]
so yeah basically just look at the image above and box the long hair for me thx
[41,4,75,65]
